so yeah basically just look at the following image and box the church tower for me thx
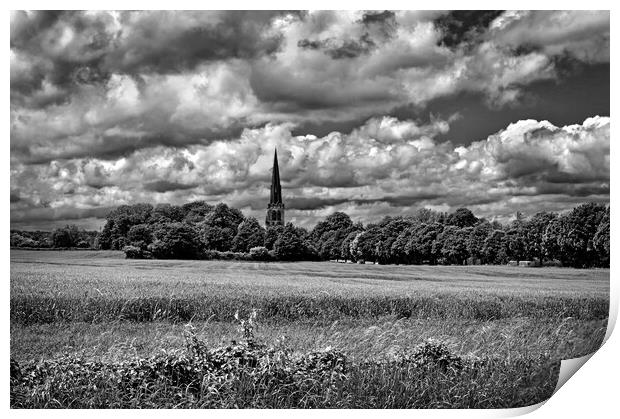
[266,149,285,227]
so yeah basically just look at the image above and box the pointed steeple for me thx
[266,148,285,227]
[270,149,283,205]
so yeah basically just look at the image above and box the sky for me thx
[10,10,610,230]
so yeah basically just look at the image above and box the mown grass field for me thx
[10,250,610,408]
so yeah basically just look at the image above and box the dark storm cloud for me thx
[287,197,351,210]
[287,194,448,211]
[10,205,114,223]
[361,10,397,29]
[10,11,289,83]
[298,34,376,59]
[516,182,610,197]
[144,180,198,193]
[10,11,114,98]
[245,192,446,212]
[368,193,447,207]
[103,11,288,75]
[297,10,397,60]
[286,193,449,211]
[434,10,504,48]
[14,111,251,165]
[10,10,296,112]
[248,62,396,110]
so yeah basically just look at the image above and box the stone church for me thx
[266,149,285,227]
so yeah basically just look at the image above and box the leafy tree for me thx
[406,222,444,264]
[318,230,338,260]
[348,231,364,262]
[391,227,414,264]
[127,224,154,250]
[543,203,607,267]
[199,203,244,251]
[264,225,284,250]
[446,208,478,228]
[593,208,610,267]
[311,212,356,260]
[10,230,53,248]
[490,220,504,230]
[111,237,129,250]
[311,212,353,239]
[274,223,308,261]
[149,222,203,259]
[413,208,447,224]
[542,217,565,263]
[524,211,557,262]
[182,201,214,223]
[505,220,528,262]
[51,225,80,248]
[10,233,37,248]
[467,221,493,260]
[340,230,362,261]
[97,223,114,250]
[98,203,153,249]
[151,204,185,224]
[375,217,415,264]
[482,230,508,264]
[564,203,608,267]
[231,217,266,253]
[356,225,382,262]
[437,226,471,265]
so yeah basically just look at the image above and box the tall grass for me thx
[11,293,609,325]
[10,322,559,409]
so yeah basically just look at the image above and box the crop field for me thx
[10,250,610,408]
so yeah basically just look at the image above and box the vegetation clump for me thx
[10,312,557,409]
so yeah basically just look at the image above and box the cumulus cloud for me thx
[11,115,609,229]
[9,11,610,229]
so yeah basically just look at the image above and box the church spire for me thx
[270,149,282,205]
[266,148,285,227]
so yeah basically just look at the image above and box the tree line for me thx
[11,227,97,249]
[11,201,609,268]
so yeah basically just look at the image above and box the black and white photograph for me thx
[8,8,611,410]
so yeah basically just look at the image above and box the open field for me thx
[11,249,609,324]
[10,250,610,408]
